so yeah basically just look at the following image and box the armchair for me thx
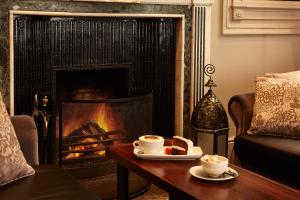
[228,93,300,190]
[0,115,101,200]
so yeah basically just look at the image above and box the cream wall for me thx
[211,0,300,139]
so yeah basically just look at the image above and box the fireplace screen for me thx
[59,94,153,166]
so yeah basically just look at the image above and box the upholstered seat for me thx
[0,165,100,200]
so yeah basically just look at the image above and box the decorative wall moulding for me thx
[67,0,214,6]
[223,0,300,35]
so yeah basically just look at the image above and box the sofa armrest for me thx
[228,93,255,136]
[10,115,39,165]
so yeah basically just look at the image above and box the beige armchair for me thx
[10,115,39,165]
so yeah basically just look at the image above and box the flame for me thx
[93,104,120,132]
[62,102,124,136]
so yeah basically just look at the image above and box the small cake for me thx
[171,136,193,155]
[164,146,186,155]
[163,139,173,146]
[163,136,194,155]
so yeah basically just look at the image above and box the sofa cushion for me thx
[248,77,300,138]
[0,93,35,186]
[0,165,101,200]
[234,134,300,189]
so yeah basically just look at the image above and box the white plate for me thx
[189,166,238,181]
[134,146,202,160]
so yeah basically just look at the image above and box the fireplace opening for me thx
[55,65,132,101]
[55,65,152,167]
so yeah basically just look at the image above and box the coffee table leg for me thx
[169,193,180,200]
[117,163,129,200]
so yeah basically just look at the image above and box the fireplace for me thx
[11,13,182,164]
[7,0,215,168]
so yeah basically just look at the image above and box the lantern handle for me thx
[204,64,215,80]
[204,64,217,88]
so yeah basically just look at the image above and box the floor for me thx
[133,184,168,200]
[80,172,168,200]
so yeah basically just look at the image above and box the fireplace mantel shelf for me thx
[66,0,214,6]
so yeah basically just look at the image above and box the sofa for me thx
[228,93,300,190]
[0,115,101,200]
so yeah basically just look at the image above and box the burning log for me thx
[62,120,123,160]
[67,121,105,137]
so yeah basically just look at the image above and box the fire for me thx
[62,101,124,160]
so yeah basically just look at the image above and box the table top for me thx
[108,144,300,200]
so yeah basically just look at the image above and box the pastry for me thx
[163,136,193,155]
[172,136,193,155]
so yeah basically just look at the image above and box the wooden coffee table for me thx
[108,144,300,200]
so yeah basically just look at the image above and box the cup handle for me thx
[133,140,139,148]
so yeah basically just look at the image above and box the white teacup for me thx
[201,155,229,177]
[133,135,164,154]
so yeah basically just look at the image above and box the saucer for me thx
[134,146,202,160]
[189,166,238,181]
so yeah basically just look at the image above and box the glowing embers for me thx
[62,121,121,160]
[61,102,124,164]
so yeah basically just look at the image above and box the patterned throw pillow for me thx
[0,93,35,186]
[248,77,300,138]
[265,70,300,80]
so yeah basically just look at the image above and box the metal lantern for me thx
[191,64,229,156]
